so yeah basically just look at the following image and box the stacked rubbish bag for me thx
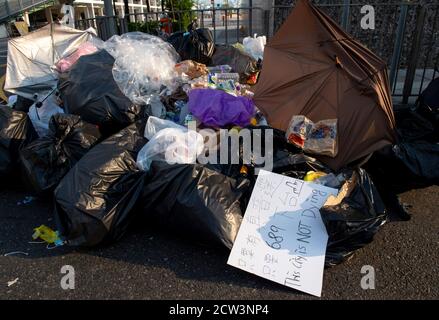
[1,1,439,292]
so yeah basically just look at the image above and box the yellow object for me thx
[250,118,257,126]
[32,225,60,244]
[304,171,327,182]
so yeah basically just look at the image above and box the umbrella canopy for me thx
[5,24,97,100]
[253,0,396,171]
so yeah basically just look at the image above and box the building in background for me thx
[74,0,162,23]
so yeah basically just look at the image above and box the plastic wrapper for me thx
[54,120,148,246]
[20,114,101,194]
[136,117,204,171]
[104,32,179,106]
[210,45,259,82]
[286,115,338,157]
[139,162,250,249]
[55,41,99,73]
[58,50,145,136]
[28,93,64,137]
[0,106,38,178]
[188,88,256,128]
[321,169,387,266]
[167,28,215,65]
[175,60,208,80]
[243,34,266,61]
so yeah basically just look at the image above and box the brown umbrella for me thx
[253,0,396,171]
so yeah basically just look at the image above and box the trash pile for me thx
[1,0,438,296]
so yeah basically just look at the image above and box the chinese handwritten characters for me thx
[227,170,338,297]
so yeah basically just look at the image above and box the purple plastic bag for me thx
[188,89,255,128]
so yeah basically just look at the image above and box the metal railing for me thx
[74,2,438,104]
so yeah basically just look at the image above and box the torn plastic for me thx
[167,28,215,65]
[139,162,250,249]
[136,117,204,171]
[321,168,387,267]
[188,88,255,128]
[28,92,64,137]
[0,106,38,178]
[286,115,338,157]
[54,120,147,247]
[243,34,266,61]
[104,32,180,106]
[58,50,145,136]
[20,114,101,194]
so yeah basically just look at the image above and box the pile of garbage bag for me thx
[2,1,439,294]
[20,114,101,194]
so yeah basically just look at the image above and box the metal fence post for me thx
[389,3,408,90]
[263,9,270,37]
[402,5,426,104]
[341,0,351,32]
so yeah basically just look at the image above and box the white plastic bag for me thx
[28,93,64,137]
[243,34,266,61]
[103,32,180,106]
[136,127,204,171]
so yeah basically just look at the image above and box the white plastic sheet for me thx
[103,32,180,106]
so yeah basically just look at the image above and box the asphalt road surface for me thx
[0,181,438,300]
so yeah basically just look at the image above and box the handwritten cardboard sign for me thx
[227,170,338,297]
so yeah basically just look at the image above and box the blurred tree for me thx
[164,0,195,32]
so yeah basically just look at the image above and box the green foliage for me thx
[128,20,160,35]
[164,0,195,32]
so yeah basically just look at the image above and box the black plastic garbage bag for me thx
[210,45,259,81]
[140,162,250,249]
[394,108,436,142]
[0,106,37,178]
[20,114,101,194]
[14,95,35,113]
[320,168,387,266]
[167,28,215,65]
[365,142,439,194]
[54,120,148,246]
[58,50,145,136]
[417,77,439,129]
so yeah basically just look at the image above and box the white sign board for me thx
[227,170,338,297]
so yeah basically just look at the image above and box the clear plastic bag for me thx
[144,116,185,140]
[103,32,180,106]
[286,115,338,157]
